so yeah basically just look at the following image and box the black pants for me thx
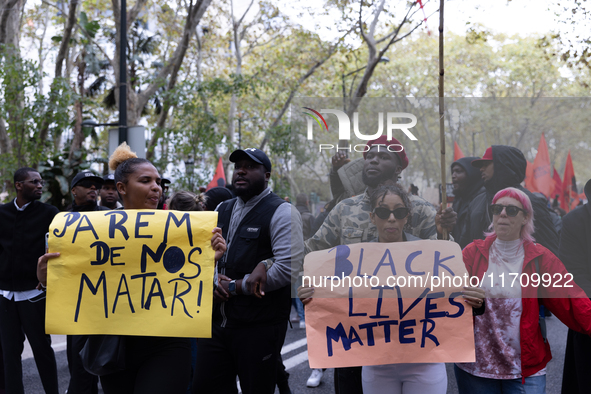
[193,321,288,394]
[100,336,191,394]
[0,294,58,394]
[334,367,363,394]
[562,328,591,394]
[67,335,98,394]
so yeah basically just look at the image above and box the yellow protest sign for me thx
[303,240,475,368]
[46,210,217,338]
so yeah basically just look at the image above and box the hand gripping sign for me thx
[46,210,217,338]
[303,240,475,368]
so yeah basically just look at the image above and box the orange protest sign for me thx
[303,240,475,368]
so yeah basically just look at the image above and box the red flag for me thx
[531,134,554,198]
[453,142,464,162]
[206,157,226,191]
[561,151,579,212]
[552,168,563,207]
[524,160,535,192]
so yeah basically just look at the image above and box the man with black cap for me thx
[68,170,108,394]
[99,174,122,209]
[193,148,303,394]
[70,170,109,212]
[460,145,559,254]
[0,167,59,394]
[450,157,485,249]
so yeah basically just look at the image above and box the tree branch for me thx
[127,0,148,29]
[136,0,212,117]
[259,33,349,150]
[55,0,78,78]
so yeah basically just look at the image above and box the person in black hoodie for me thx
[0,167,59,394]
[67,170,109,394]
[450,157,485,249]
[560,178,591,394]
[460,145,559,255]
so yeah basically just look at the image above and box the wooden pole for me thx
[438,0,448,240]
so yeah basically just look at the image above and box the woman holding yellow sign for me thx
[37,143,226,394]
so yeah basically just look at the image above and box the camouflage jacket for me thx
[305,191,438,253]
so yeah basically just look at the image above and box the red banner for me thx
[453,142,465,162]
[530,134,554,198]
[562,151,579,212]
[206,157,226,191]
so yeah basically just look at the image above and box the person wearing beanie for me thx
[203,186,234,211]
[450,157,485,248]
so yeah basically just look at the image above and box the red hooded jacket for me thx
[463,235,591,378]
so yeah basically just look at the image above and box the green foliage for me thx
[0,54,77,196]
[38,148,94,210]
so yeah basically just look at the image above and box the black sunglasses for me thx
[76,179,102,189]
[490,204,526,217]
[373,207,410,220]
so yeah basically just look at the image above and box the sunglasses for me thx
[373,207,410,220]
[490,204,526,217]
[76,179,102,189]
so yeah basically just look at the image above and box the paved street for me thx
[22,313,568,393]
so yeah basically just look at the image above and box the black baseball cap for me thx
[71,170,104,189]
[229,148,272,172]
[103,174,115,184]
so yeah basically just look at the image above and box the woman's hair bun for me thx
[109,142,138,171]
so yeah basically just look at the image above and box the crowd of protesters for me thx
[0,137,590,394]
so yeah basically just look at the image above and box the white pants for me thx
[362,363,447,394]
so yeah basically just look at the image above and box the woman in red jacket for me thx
[455,187,591,394]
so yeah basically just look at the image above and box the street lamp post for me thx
[119,0,127,145]
[185,155,195,190]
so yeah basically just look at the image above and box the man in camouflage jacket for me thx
[306,136,455,253]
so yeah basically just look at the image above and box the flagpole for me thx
[438,0,448,240]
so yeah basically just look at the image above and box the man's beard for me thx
[24,190,41,202]
[362,171,393,188]
[234,177,266,200]
[103,199,117,209]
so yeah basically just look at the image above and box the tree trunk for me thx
[55,0,79,78]
[70,50,86,159]
[0,0,24,164]
[0,0,23,51]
